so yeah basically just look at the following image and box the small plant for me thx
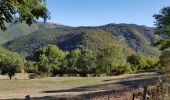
[147,77,169,100]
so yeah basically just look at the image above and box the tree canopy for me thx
[154,7,170,72]
[0,0,50,31]
[154,7,170,50]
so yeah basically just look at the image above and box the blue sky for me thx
[47,0,170,27]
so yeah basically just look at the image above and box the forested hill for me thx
[0,22,69,44]
[2,23,160,57]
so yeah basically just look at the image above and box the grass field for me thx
[0,72,160,99]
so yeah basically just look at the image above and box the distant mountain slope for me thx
[100,24,160,56]
[2,23,160,57]
[4,27,131,56]
[0,22,66,44]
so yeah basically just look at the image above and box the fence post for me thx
[132,93,135,100]
[143,86,148,100]
[108,95,110,100]
[25,95,31,100]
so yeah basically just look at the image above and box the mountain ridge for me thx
[1,22,160,58]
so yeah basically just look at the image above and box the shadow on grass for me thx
[20,77,157,100]
[102,72,158,82]
[42,77,157,94]
[9,75,159,100]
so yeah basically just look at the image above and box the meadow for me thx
[0,72,159,99]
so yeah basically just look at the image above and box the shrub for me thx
[25,61,38,73]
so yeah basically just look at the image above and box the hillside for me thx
[100,24,160,56]
[2,23,160,58]
[0,22,65,44]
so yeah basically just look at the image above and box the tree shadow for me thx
[42,76,157,94]
[102,73,158,82]
[28,77,157,100]
[9,75,159,100]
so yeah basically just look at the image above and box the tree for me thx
[96,44,127,75]
[63,49,81,75]
[127,53,148,71]
[159,51,170,72]
[0,47,24,79]
[0,0,50,31]
[35,45,66,76]
[0,55,22,79]
[77,49,95,76]
[154,7,170,50]
[25,61,38,73]
[149,8,170,99]
[154,7,170,72]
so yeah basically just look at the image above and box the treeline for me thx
[24,44,160,77]
[0,44,160,79]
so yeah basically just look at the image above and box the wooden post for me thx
[143,86,148,100]
[132,93,135,100]
[25,95,31,100]
[108,95,110,100]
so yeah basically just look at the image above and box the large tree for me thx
[0,0,49,31]
[77,49,95,76]
[96,44,127,75]
[35,45,66,76]
[154,7,170,50]
[0,48,24,79]
[63,49,81,75]
[154,7,170,72]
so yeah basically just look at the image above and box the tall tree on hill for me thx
[0,0,50,31]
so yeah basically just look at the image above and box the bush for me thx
[112,63,133,75]
[25,61,38,73]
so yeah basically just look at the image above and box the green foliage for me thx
[0,47,24,79]
[0,0,50,31]
[61,49,81,74]
[127,54,147,70]
[96,44,128,75]
[159,50,170,72]
[20,44,160,77]
[77,49,95,76]
[35,44,66,76]
[114,63,133,75]
[154,7,170,73]
[154,7,170,50]
[25,61,38,73]
[127,53,159,71]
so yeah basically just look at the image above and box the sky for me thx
[47,0,170,27]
